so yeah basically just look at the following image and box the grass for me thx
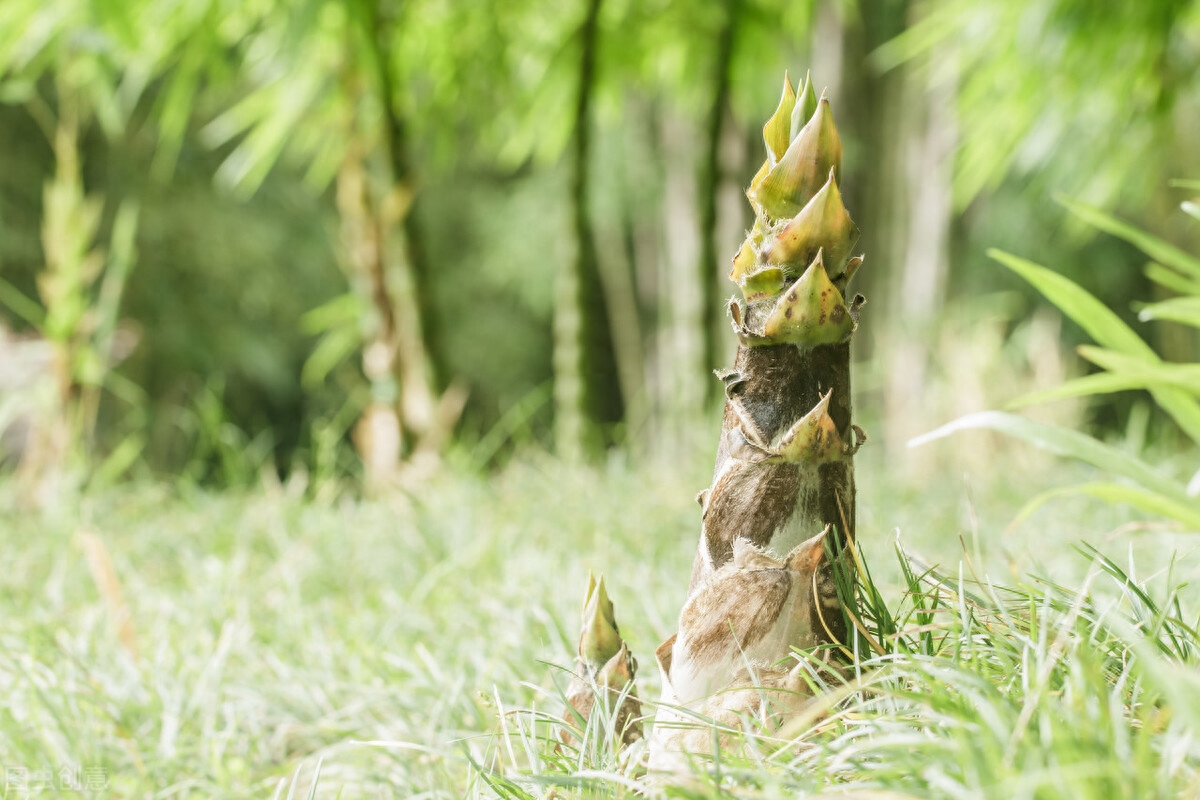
[2,431,1200,798]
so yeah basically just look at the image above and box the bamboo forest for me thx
[2,0,1200,797]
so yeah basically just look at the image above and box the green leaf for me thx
[90,434,145,487]
[103,371,147,407]
[1169,179,1200,191]
[1057,196,1200,279]
[152,41,203,180]
[0,78,34,103]
[467,382,552,470]
[0,276,45,326]
[993,248,1200,446]
[909,411,1189,502]
[1150,393,1200,449]
[989,249,1153,357]
[0,273,45,326]
[94,199,139,365]
[301,326,361,388]
[1079,346,1200,395]
[1144,262,1200,296]
[1183,200,1200,222]
[1007,372,1149,408]
[1012,482,1200,531]
[1136,296,1200,328]
[1121,626,1200,734]
[300,293,364,335]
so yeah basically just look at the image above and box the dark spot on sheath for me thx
[784,307,793,319]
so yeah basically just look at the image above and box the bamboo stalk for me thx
[653,72,866,768]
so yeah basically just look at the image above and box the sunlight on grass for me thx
[1,443,1198,797]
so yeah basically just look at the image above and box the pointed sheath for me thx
[739,267,787,303]
[763,167,859,278]
[579,574,622,665]
[770,389,849,463]
[664,534,833,705]
[563,574,644,746]
[762,72,797,164]
[729,239,757,284]
[760,250,855,346]
[789,72,818,143]
[750,92,843,220]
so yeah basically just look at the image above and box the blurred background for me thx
[0,0,1197,497]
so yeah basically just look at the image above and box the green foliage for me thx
[876,0,1200,210]
[481,526,1200,797]
[919,197,1200,530]
[4,447,1195,797]
[0,0,1192,484]
[912,410,1187,502]
[0,0,231,159]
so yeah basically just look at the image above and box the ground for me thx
[2,424,1198,798]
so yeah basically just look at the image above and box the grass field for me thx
[3,426,1199,798]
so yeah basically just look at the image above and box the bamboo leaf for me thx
[1144,262,1200,296]
[992,248,1200,445]
[1183,200,1200,222]
[1154,392,1200,447]
[909,411,1188,502]
[990,249,1154,357]
[1079,346,1200,395]
[1136,296,1200,328]
[0,275,45,326]
[300,293,364,334]
[1013,482,1200,532]
[94,199,139,365]
[1057,196,1200,279]
[301,326,361,388]
[152,40,203,179]
[90,434,145,486]
[1007,372,1149,408]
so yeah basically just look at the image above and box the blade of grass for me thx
[1007,372,1149,408]
[991,249,1200,443]
[1144,262,1200,295]
[910,411,1187,502]
[1135,296,1200,328]
[1012,482,1200,532]
[1056,196,1200,279]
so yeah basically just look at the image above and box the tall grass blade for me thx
[1057,196,1200,279]
[909,411,1187,502]
[1080,346,1200,395]
[989,250,1154,357]
[1135,296,1200,328]
[1007,372,1149,408]
[1013,482,1200,531]
[992,248,1200,444]
[1145,262,1200,295]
